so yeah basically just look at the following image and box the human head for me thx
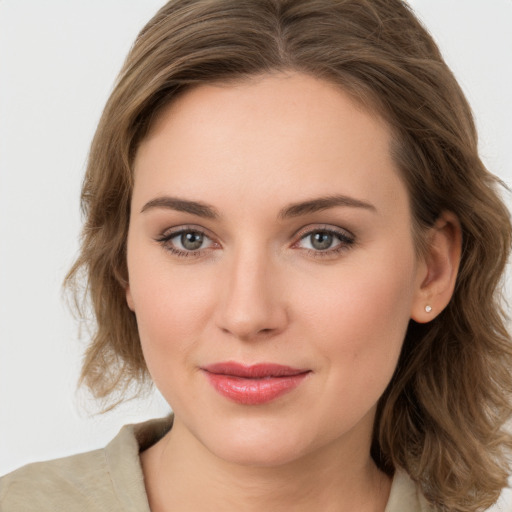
[66,1,512,509]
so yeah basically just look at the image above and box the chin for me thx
[208,432,311,467]
[192,412,354,468]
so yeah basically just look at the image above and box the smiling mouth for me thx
[201,362,311,405]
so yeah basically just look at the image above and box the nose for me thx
[214,247,288,341]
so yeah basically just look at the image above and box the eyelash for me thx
[155,226,217,258]
[155,225,356,259]
[292,226,355,258]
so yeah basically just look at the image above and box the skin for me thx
[126,72,461,512]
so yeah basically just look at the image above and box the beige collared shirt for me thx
[0,417,433,511]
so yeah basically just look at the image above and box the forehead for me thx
[143,72,387,154]
[132,72,408,217]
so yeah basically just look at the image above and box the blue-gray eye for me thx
[310,232,334,250]
[178,231,204,250]
[297,228,354,252]
[300,231,338,251]
[156,227,217,256]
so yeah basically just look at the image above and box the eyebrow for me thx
[140,194,376,219]
[141,197,219,219]
[278,195,376,219]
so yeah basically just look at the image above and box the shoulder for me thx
[0,448,113,512]
[385,470,435,512]
[0,417,171,512]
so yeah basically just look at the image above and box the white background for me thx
[1,1,511,509]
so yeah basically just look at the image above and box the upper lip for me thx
[202,362,310,378]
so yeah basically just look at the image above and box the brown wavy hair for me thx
[65,0,512,509]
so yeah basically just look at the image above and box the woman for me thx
[1,0,511,511]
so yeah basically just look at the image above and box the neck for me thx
[141,418,391,512]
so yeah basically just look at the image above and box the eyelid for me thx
[291,224,356,256]
[157,224,217,241]
[292,224,355,243]
[155,224,221,256]
[155,223,355,259]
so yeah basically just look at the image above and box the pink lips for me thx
[202,362,310,405]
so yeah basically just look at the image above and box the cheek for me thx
[133,276,209,348]
[130,280,205,402]
[296,250,417,389]
[126,242,215,379]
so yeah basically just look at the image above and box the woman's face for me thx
[126,72,427,466]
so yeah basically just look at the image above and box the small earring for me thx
[425,305,432,313]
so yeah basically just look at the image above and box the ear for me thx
[125,284,135,312]
[411,211,462,323]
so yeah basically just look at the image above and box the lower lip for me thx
[204,372,309,405]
